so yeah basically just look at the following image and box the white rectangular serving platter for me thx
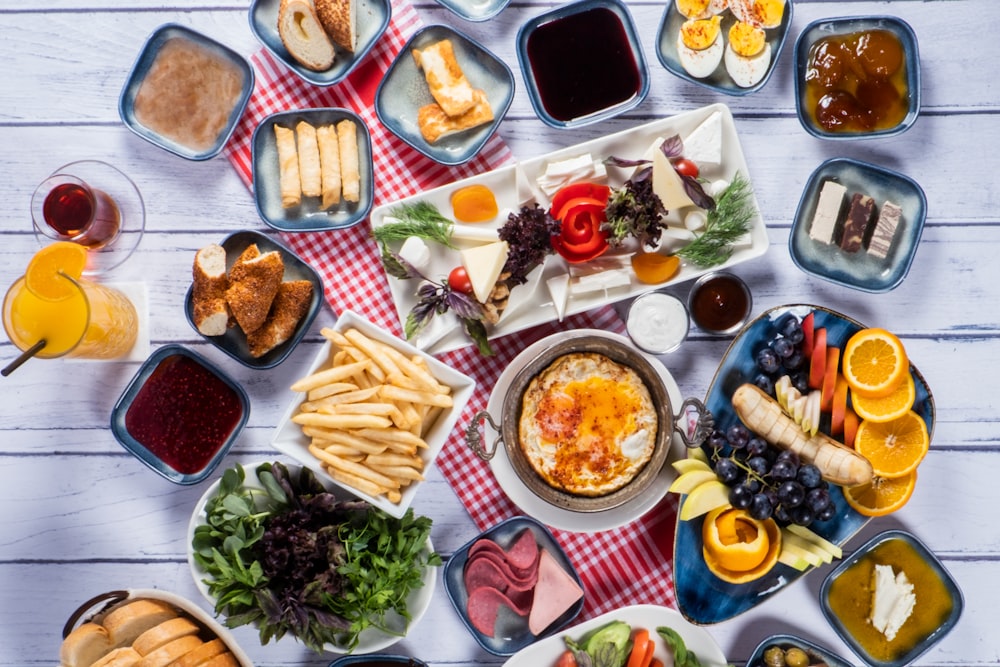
[370,103,768,355]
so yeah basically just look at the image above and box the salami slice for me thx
[505,529,540,572]
[466,586,533,637]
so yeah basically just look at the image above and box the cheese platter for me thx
[368,103,768,355]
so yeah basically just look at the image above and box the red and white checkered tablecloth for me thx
[224,0,679,618]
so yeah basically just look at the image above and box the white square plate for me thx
[271,309,476,517]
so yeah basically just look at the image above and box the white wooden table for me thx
[1,1,994,665]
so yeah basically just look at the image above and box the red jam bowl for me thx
[111,344,250,484]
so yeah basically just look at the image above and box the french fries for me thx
[289,326,453,504]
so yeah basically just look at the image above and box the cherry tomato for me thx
[448,266,473,294]
[554,650,578,667]
[673,158,700,178]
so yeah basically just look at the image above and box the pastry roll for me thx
[273,124,301,208]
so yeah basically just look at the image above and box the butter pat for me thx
[870,564,916,641]
[809,180,847,243]
[460,241,509,303]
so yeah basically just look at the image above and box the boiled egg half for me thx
[677,15,724,79]
[676,0,712,19]
[725,21,772,88]
[729,0,784,28]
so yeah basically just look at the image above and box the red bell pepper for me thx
[550,182,611,220]
[551,196,610,263]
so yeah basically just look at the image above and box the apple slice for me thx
[830,374,849,437]
[821,346,841,410]
[672,458,713,475]
[843,407,861,448]
[786,523,843,559]
[669,469,720,494]
[679,481,731,520]
[808,327,827,390]
[802,312,816,360]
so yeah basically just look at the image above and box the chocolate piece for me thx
[867,200,903,260]
[840,193,876,252]
[809,180,847,244]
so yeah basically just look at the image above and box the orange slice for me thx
[851,373,916,422]
[24,242,87,301]
[842,328,909,398]
[702,506,781,583]
[854,410,929,479]
[631,252,681,284]
[844,471,917,516]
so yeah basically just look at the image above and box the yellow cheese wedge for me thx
[652,144,696,211]
[460,241,509,304]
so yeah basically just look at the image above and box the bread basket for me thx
[61,588,253,667]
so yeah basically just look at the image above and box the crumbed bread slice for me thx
[336,118,360,203]
[102,599,178,650]
[167,638,227,667]
[60,622,113,667]
[135,635,203,667]
[198,651,239,667]
[90,646,142,667]
[278,0,336,70]
[316,123,341,209]
[132,616,200,656]
[228,244,261,277]
[417,89,494,143]
[315,0,356,52]
[226,249,285,334]
[295,120,322,198]
[274,124,301,208]
[412,39,477,116]
[191,244,231,336]
[246,280,314,357]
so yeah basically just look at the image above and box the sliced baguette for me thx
[199,652,240,667]
[167,639,227,667]
[132,617,200,656]
[102,599,178,651]
[315,0,356,53]
[60,622,113,667]
[278,0,336,71]
[135,635,203,667]
[90,647,142,667]
[191,244,230,336]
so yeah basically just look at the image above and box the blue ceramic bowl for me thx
[328,655,427,667]
[110,345,250,485]
[794,15,921,139]
[375,24,514,165]
[516,0,648,128]
[745,634,853,667]
[119,24,254,160]
[252,108,374,231]
[183,230,324,369]
[248,0,391,86]
[431,0,510,22]
[443,516,584,656]
[790,157,927,293]
[821,530,963,667]
[655,0,792,96]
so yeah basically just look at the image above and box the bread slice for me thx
[90,647,142,667]
[198,652,239,667]
[417,88,494,143]
[226,248,285,334]
[246,280,314,358]
[136,635,202,667]
[315,0,356,53]
[191,244,231,336]
[167,638,227,667]
[132,616,200,656]
[278,0,336,70]
[102,599,178,650]
[60,622,113,667]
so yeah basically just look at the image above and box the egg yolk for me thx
[677,0,711,19]
[752,0,784,27]
[681,15,722,50]
[729,21,766,57]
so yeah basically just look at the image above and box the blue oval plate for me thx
[252,108,374,231]
[249,0,391,86]
[655,0,792,96]
[673,304,935,624]
[375,24,514,165]
[790,157,927,293]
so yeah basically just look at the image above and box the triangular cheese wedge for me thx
[460,241,509,304]
[683,111,723,168]
[527,549,584,635]
[652,144,696,211]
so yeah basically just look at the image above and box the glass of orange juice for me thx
[2,243,138,360]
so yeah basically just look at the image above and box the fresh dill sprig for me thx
[371,202,456,248]
[677,172,755,267]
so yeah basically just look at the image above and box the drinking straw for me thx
[2,339,47,376]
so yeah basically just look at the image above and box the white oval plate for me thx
[187,461,437,654]
[502,603,728,666]
[486,330,685,533]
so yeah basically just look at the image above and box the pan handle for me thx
[673,397,714,449]
[465,410,504,461]
[62,589,130,639]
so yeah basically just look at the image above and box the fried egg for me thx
[725,21,772,88]
[677,16,724,79]
[676,0,712,20]
[519,352,658,497]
